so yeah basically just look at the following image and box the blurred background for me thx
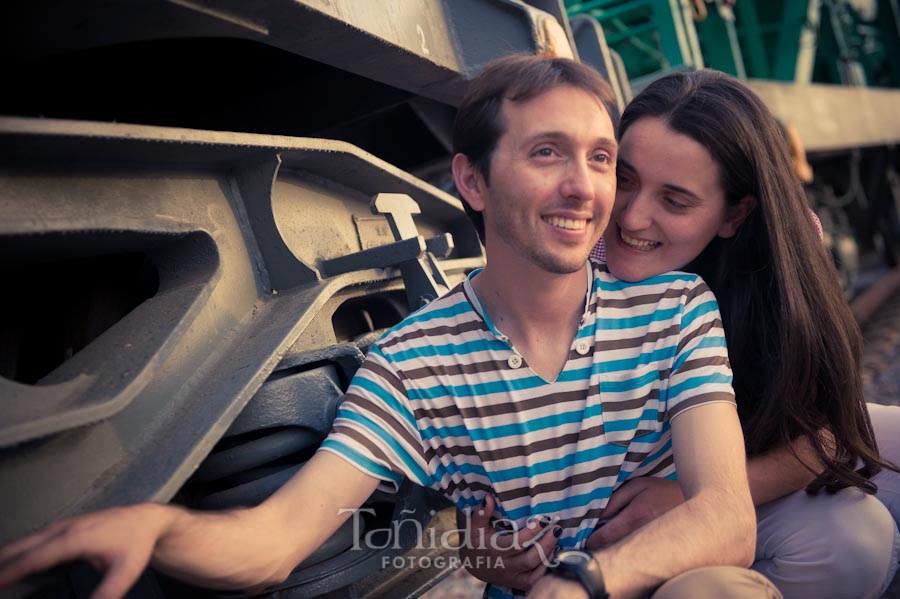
[1,1,898,598]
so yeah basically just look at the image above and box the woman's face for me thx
[604,116,743,282]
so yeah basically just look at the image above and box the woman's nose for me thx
[616,190,653,231]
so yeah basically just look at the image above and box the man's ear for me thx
[452,153,487,212]
[718,195,757,238]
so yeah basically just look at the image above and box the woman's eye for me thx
[616,171,636,188]
[664,197,689,210]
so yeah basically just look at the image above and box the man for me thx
[0,55,775,599]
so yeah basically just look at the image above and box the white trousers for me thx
[749,402,900,599]
[870,402,900,525]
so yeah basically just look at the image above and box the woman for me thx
[460,69,900,599]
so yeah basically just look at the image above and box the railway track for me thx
[859,268,900,599]
[859,269,900,409]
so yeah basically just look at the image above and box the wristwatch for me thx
[549,549,610,599]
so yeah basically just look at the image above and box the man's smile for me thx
[544,215,589,231]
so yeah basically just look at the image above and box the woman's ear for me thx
[452,153,487,212]
[718,195,757,238]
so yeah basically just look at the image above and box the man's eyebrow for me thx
[522,131,618,149]
[595,136,619,151]
[617,158,703,201]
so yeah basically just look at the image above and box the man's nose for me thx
[560,159,594,202]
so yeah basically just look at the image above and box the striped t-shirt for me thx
[321,261,734,598]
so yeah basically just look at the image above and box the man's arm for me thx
[585,433,824,549]
[529,402,755,599]
[598,403,755,597]
[0,451,379,599]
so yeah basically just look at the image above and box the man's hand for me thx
[458,495,560,591]
[526,574,588,599]
[0,451,381,599]
[585,478,684,550]
[0,503,174,599]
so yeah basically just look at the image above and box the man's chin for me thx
[536,254,591,275]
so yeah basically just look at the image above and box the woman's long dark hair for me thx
[620,70,893,493]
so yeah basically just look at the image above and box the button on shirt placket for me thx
[498,335,523,369]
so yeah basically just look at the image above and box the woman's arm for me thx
[747,434,825,505]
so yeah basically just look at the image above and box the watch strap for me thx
[551,550,609,599]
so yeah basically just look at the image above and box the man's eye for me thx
[592,152,611,163]
[534,147,554,157]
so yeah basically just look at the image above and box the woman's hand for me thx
[585,478,684,550]
[458,495,561,592]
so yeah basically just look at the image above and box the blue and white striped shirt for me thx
[321,261,735,598]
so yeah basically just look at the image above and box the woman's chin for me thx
[606,260,646,283]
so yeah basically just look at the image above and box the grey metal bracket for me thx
[321,193,453,309]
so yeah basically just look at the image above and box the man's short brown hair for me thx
[452,54,619,243]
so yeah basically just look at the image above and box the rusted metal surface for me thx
[1,0,572,107]
[0,116,479,599]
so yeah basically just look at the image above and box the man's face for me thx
[475,85,617,274]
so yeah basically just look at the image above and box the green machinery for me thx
[565,0,900,88]
[567,0,900,288]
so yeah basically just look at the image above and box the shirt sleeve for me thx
[319,344,431,493]
[808,207,824,240]
[666,278,736,420]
